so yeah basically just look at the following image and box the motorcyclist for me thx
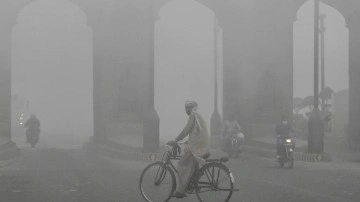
[275,115,295,159]
[24,113,40,146]
[222,119,244,150]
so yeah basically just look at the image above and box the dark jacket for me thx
[275,122,294,136]
[24,118,40,129]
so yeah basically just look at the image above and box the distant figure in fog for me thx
[222,119,244,152]
[222,120,231,137]
[167,100,209,198]
[24,113,41,147]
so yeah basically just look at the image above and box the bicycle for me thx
[139,142,238,202]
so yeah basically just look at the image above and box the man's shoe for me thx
[172,192,187,198]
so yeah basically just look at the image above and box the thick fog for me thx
[155,0,223,141]
[11,0,93,148]
[1,1,359,201]
[8,0,349,147]
[294,1,348,98]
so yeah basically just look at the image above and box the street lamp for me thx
[319,14,326,112]
[210,16,222,137]
[308,0,325,154]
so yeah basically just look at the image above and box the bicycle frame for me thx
[160,146,180,175]
[139,142,239,202]
[161,144,238,193]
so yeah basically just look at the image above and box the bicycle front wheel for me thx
[195,163,234,202]
[139,161,176,202]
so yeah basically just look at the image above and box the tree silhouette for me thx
[319,86,334,111]
[302,96,314,111]
[293,97,303,114]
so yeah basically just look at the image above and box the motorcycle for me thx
[277,136,295,169]
[26,128,40,148]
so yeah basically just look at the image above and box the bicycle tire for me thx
[195,163,234,202]
[139,161,176,202]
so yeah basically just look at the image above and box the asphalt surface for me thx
[0,147,359,202]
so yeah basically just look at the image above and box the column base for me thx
[308,109,325,153]
[142,107,160,153]
[301,152,332,162]
[0,141,20,160]
[210,111,222,137]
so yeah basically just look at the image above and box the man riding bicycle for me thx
[167,100,209,198]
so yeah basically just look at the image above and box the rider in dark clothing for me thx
[24,114,40,143]
[275,116,294,158]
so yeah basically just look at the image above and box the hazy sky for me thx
[294,0,349,98]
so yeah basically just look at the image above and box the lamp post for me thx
[308,0,325,154]
[211,16,222,137]
[319,14,326,112]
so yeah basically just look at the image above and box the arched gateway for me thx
[1,0,360,152]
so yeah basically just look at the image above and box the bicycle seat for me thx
[206,157,229,163]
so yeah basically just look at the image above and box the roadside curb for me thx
[300,153,332,162]
[85,141,235,162]
[0,156,22,169]
[84,140,335,163]
[244,145,335,162]
[0,142,21,161]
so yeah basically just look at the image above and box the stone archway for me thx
[292,0,360,150]
[10,0,93,148]
[293,0,349,138]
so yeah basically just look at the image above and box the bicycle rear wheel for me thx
[139,161,176,202]
[195,163,234,202]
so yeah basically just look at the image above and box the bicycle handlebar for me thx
[165,141,188,158]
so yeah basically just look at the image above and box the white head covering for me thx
[185,100,197,109]
[185,100,202,131]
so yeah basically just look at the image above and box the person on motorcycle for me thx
[222,119,244,150]
[168,100,209,198]
[24,113,40,145]
[275,115,295,159]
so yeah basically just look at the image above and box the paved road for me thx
[0,147,359,202]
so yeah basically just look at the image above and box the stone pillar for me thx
[273,17,295,120]
[82,0,160,150]
[92,37,107,144]
[143,1,160,152]
[85,7,139,145]
[347,13,360,150]
[0,19,13,146]
[218,9,249,126]
[85,14,116,145]
[245,1,298,137]
[255,2,297,122]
